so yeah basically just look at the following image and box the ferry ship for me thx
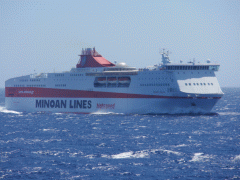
[5,48,223,114]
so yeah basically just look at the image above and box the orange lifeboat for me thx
[107,77,117,83]
[118,77,131,83]
[97,77,106,83]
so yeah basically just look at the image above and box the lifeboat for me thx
[107,77,117,83]
[97,77,107,83]
[118,77,131,83]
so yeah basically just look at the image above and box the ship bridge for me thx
[165,64,220,71]
[160,49,220,71]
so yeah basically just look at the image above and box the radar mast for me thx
[161,49,171,65]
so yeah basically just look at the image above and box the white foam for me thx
[91,111,124,115]
[102,150,149,159]
[42,128,59,132]
[91,165,117,171]
[111,151,134,159]
[232,155,240,162]
[189,153,213,162]
[54,113,64,115]
[174,144,188,148]
[218,112,240,116]
[102,148,182,159]
[85,154,96,159]
[151,149,182,156]
[134,135,147,139]
[0,106,22,114]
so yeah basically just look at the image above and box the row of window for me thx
[13,84,46,87]
[139,77,169,80]
[27,85,46,87]
[104,68,135,71]
[19,79,41,82]
[166,66,209,70]
[30,79,40,81]
[177,72,212,74]
[140,83,170,87]
[54,79,87,81]
[55,74,64,77]
[14,85,25,87]
[70,74,84,76]
[185,83,213,86]
[55,84,66,87]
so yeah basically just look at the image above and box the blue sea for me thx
[0,88,239,179]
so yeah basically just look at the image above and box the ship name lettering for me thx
[69,100,91,109]
[36,100,67,108]
[36,99,91,109]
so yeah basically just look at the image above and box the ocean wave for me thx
[101,148,183,160]
[189,153,215,162]
[102,150,150,159]
[0,106,22,114]
[232,155,240,162]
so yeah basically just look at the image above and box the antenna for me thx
[160,48,165,54]
[161,48,172,65]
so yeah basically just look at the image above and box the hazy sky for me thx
[1,0,239,87]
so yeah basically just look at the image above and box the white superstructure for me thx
[5,48,223,114]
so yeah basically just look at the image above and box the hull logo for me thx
[19,91,34,94]
[36,99,92,109]
[97,103,115,109]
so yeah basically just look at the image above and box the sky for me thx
[0,0,239,87]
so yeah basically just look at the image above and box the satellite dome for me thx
[116,62,127,67]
